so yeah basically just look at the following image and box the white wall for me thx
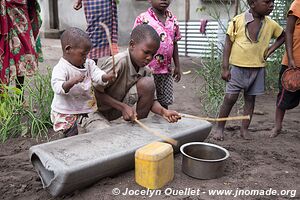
[39,0,87,32]
[39,0,50,30]
[118,0,148,45]
[39,0,236,45]
[118,0,236,45]
[57,0,87,30]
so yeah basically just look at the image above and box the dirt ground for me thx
[0,39,299,200]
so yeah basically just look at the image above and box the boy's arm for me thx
[172,41,181,82]
[285,15,297,68]
[94,90,137,121]
[150,101,180,123]
[90,60,116,85]
[265,31,285,59]
[222,35,233,81]
[102,72,117,82]
[62,75,85,93]
[51,66,84,94]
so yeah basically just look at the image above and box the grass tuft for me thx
[0,67,53,142]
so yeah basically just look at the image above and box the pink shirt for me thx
[134,8,182,74]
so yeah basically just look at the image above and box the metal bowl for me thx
[180,142,230,179]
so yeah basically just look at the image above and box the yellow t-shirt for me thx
[227,12,283,67]
[281,0,300,67]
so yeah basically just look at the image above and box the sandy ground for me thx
[0,39,299,200]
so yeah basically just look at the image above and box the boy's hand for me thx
[102,71,116,82]
[221,69,231,82]
[62,74,85,93]
[173,67,181,82]
[121,104,137,121]
[162,109,181,123]
[71,74,85,84]
[73,0,82,10]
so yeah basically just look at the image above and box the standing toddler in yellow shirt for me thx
[212,0,285,141]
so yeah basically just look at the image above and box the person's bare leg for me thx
[240,94,255,140]
[136,77,155,119]
[213,93,239,140]
[270,107,285,137]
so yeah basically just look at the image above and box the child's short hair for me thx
[131,24,160,46]
[60,27,91,50]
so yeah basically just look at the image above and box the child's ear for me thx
[65,45,72,53]
[129,39,136,50]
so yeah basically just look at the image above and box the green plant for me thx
[0,68,53,142]
[0,85,26,142]
[195,44,225,116]
[265,46,285,92]
[24,67,53,139]
[196,0,248,34]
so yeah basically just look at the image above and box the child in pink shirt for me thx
[133,0,181,109]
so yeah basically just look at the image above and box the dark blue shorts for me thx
[276,65,300,110]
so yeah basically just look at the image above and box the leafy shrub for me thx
[0,68,53,142]
[0,85,25,142]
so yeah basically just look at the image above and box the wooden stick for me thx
[180,114,250,122]
[134,119,178,146]
[99,22,115,74]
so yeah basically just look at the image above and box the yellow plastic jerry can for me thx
[135,142,174,189]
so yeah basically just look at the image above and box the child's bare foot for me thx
[240,129,252,140]
[270,127,281,138]
[212,129,224,141]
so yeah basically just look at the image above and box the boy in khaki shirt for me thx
[82,24,180,131]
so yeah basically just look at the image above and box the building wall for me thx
[39,0,235,45]
[118,0,235,45]
[39,0,87,32]
[57,0,87,29]
[39,0,50,30]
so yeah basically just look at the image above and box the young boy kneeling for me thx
[82,24,180,132]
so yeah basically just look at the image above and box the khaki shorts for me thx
[80,84,138,132]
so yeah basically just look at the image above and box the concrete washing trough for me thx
[29,115,212,197]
